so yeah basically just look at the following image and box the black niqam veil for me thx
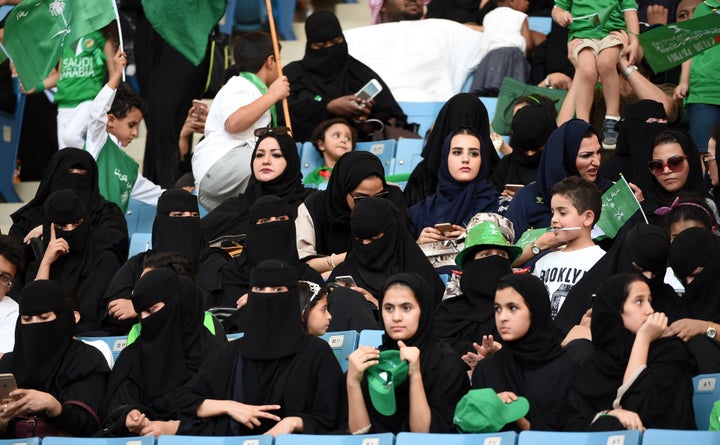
[434,255,512,356]
[471,273,580,431]
[153,188,203,263]
[405,93,499,206]
[565,273,696,431]
[174,259,345,436]
[329,197,444,304]
[0,280,109,436]
[303,150,406,256]
[200,132,313,241]
[359,273,469,433]
[9,147,128,261]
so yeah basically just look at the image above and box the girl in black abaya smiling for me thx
[0,280,109,438]
[174,260,344,436]
[346,273,468,434]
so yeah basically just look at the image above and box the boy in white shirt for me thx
[85,49,164,212]
[0,235,23,356]
[533,176,605,319]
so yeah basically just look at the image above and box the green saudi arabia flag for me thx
[142,0,227,66]
[592,176,646,241]
[640,12,720,73]
[3,0,115,90]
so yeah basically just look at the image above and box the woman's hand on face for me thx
[637,312,668,342]
[1,389,61,420]
[606,408,646,432]
[225,402,281,429]
[398,340,421,375]
[347,346,380,383]
[42,224,69,265]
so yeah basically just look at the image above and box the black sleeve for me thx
[426,347,470,433]
[92,202,130,262]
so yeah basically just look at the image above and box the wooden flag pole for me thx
[265,0,292,133]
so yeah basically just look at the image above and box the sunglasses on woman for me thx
[648,155,687,176]
[254,126,292,138]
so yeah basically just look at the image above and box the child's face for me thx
[621,280,653,335]
[494,286,531,342]
[550,193,593,244]
[305,295,331,336]
[318,123,353,165]
[108,107,142,147]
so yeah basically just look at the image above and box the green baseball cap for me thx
[455,221,523,267]
[453,388,530,433]
[366,350,409,416]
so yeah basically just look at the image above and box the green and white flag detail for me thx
[3,0,115,90]
[592,175,646,241]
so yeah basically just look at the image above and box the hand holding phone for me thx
[0,373,18,404]
[355,79,383,103]
[335,275,357,288]
[434,223,453,235]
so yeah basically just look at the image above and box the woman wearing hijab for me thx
[283,11,407,142]
[405,93,499,206]
[346,273,469,434]
[639,129,707,225]
[102,269,223,437]
[103,189,226,331]
[216,195,323,309]
[329,198,444,310]
[409,127,500,243]
[565,273,696,431]
[0,280,109,438]
[201,130,314,241]
[28,189,121,334]
[471,274,592,431]
[668,227,720,373]
[505,119,613,240]
[296,150,407,275]
[9,147,128,264]
[490,105,557,192]
[173,260,345,436]
[557,224,679,336]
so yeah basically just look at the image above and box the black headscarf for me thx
[304,150,405,255]
[329,198,444,304]
[238,259,304,360]
[599,100,668,192]
[299,11,350,97]
[669,227,720,321]
[408,127,500,238]
[405,93,499,206]
[200,132,313,241]
[153,189,203,263]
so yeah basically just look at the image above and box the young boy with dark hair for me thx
[533,176,605,319]
[192,31,290,211]
[85,49,164,212]
[0,234,24,355]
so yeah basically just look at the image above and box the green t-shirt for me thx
[55,31,108,108]
[686,1,720,106]
[94,136,139,213]
[554,0,637,40]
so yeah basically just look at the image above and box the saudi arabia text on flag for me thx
[4,0,115,90]
[592,176,646,240]
[640,11,720,73]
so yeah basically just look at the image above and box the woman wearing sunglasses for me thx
[639,129,707,225]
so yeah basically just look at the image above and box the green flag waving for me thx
[593,176,646,240]
[142,0,227,66]
[4,0,115,90]
[640,12,720,73]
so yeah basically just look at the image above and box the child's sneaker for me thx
[602,119,619,150]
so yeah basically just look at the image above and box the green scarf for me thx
[238,71,277,126]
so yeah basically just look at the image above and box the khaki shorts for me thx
[571,35,624,63]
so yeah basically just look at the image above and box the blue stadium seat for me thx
[693,373,720,430]
[128,232,152,259]
[77,336,128,362]
[392,138,424,176]
[233,0,295,40]
[0,438,40,445]
[518,430,641,445]
[125,199,156,236]
[479,97,499,124]
[358,329,384,348]
[275,433,394,445]
[642,429,720,445]
[356,139,397,175]
[319,330,359,372]
[158,434,271,445]
[218,0,236,34]
[300,141,323,181]
[396,431,518,445]
[528,16,552,35]
[0,77,26,203]
[398,101,445,137]
[43,437,155,445]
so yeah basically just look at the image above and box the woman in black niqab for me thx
[0,280,109,437]
[173,260,345,436]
